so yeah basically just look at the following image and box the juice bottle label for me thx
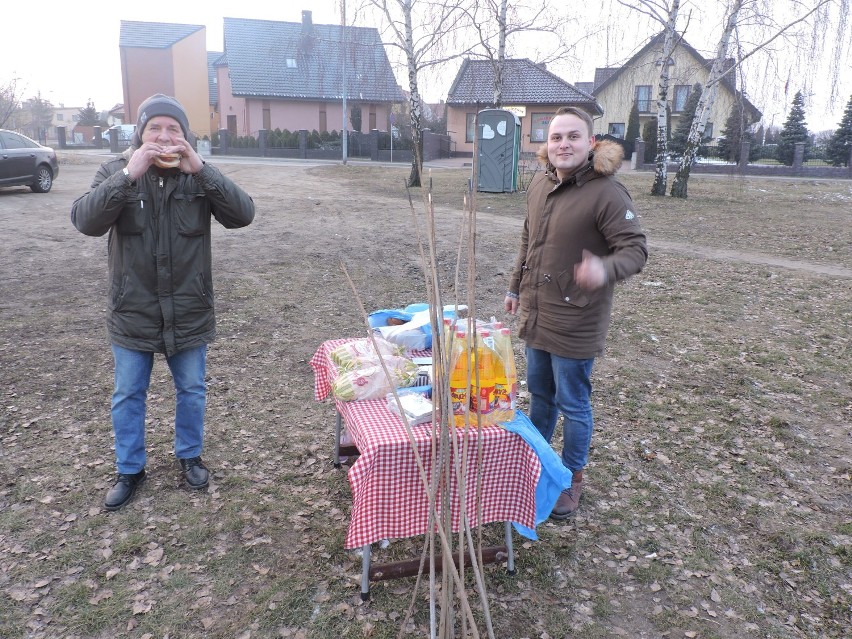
[450,386,468,418]
[470,384,495,415]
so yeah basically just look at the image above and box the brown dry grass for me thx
[1,157,850,638]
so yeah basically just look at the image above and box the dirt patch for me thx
[1,157,850,638]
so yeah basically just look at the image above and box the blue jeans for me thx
[525,347,595,472]
[111,343,207,473]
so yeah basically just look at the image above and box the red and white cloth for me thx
[310,338,540,549]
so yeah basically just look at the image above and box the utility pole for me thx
[341,0,348,165]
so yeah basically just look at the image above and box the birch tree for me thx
[670,0,846,198]
[462,0,588,107]
[362,0,470,187]
[618,0,684,196]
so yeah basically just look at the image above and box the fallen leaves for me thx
[88,588,113,605]
[3,166,852,639]
[143,545,164,566]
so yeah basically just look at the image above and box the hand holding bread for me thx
[125,138,204,181]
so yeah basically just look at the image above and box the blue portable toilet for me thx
[476,109,521,193]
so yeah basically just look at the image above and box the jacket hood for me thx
[539,139,625,181]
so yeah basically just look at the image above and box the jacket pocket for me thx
[109,274,128,311]
[115,193,150,235]
[173,192,210,236]
[555,269,589,308]
[193,272,213,309]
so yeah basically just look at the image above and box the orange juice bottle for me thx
[495,327,517,421]
[470,330,497,425]
[449,330,469,427]
[492,336,510,423]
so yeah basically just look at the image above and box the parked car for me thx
[0,129,59,193]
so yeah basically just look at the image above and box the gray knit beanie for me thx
[131,94,190,146]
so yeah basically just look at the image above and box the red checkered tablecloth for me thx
[310,338,540,549]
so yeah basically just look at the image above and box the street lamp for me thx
[341,0,348,165]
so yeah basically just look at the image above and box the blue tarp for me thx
[500,411,573,540]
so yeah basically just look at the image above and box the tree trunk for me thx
[651,0,680,196]
[671,0,742,199]
[404,1,423,187]
[492,0,508,107]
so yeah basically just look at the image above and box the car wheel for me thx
[30,165,53,193]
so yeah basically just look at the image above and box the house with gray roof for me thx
[119,21,211,137]
[445,58,602,156]
[219,11,404,138]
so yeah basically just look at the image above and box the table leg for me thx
[504,522,516,576]
[361,544,371,601]
[334,411,343,469]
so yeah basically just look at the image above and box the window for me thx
[673,85,690,112]
[530,112,552,143]
[0,131,38,149]
[57,113,64,121]
[465,113,476,143]
[608,123,625,138]
[703,123,714,140]
[286,58,297,68]
[635,85,652,113]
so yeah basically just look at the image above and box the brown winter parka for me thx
[508,140,647,359]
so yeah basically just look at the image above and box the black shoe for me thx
[179,457,209,489]
[104,469,146,511]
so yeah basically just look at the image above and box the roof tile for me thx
[120,21,204,48]
[223,17,404,102]
[446,59,601,114]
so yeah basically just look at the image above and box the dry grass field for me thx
[1,154,850,638]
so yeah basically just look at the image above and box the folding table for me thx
[310,338,541,600]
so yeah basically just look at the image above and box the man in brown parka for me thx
[505,106,647,519]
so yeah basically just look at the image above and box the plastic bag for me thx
[332,358,418,401]
[375,304,468,350]
[329,336,405,371]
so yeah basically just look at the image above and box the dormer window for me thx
[286,58,297,68]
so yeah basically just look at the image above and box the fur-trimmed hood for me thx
[536,139,625,181]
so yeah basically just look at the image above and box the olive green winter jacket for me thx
[71,151,254,356]
[508,140,647,359]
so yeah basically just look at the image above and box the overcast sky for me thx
[3,0,849,132]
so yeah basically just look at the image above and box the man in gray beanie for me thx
[71,94,255,511]
[131,93,191,147]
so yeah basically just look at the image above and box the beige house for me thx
[119,21,213,138]
[582,33,761,141]
[446,59,602,157]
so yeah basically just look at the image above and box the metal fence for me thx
[633,138,852,179]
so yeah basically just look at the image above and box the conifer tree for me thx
[826,94,852,167]
[77,99,102,127]
[642,120,657,164]
[669,84,702,158]
[624,101,640,158]
[718,102,755,163]
[777,91,811,166]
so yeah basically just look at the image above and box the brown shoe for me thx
[550,479,583,520]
